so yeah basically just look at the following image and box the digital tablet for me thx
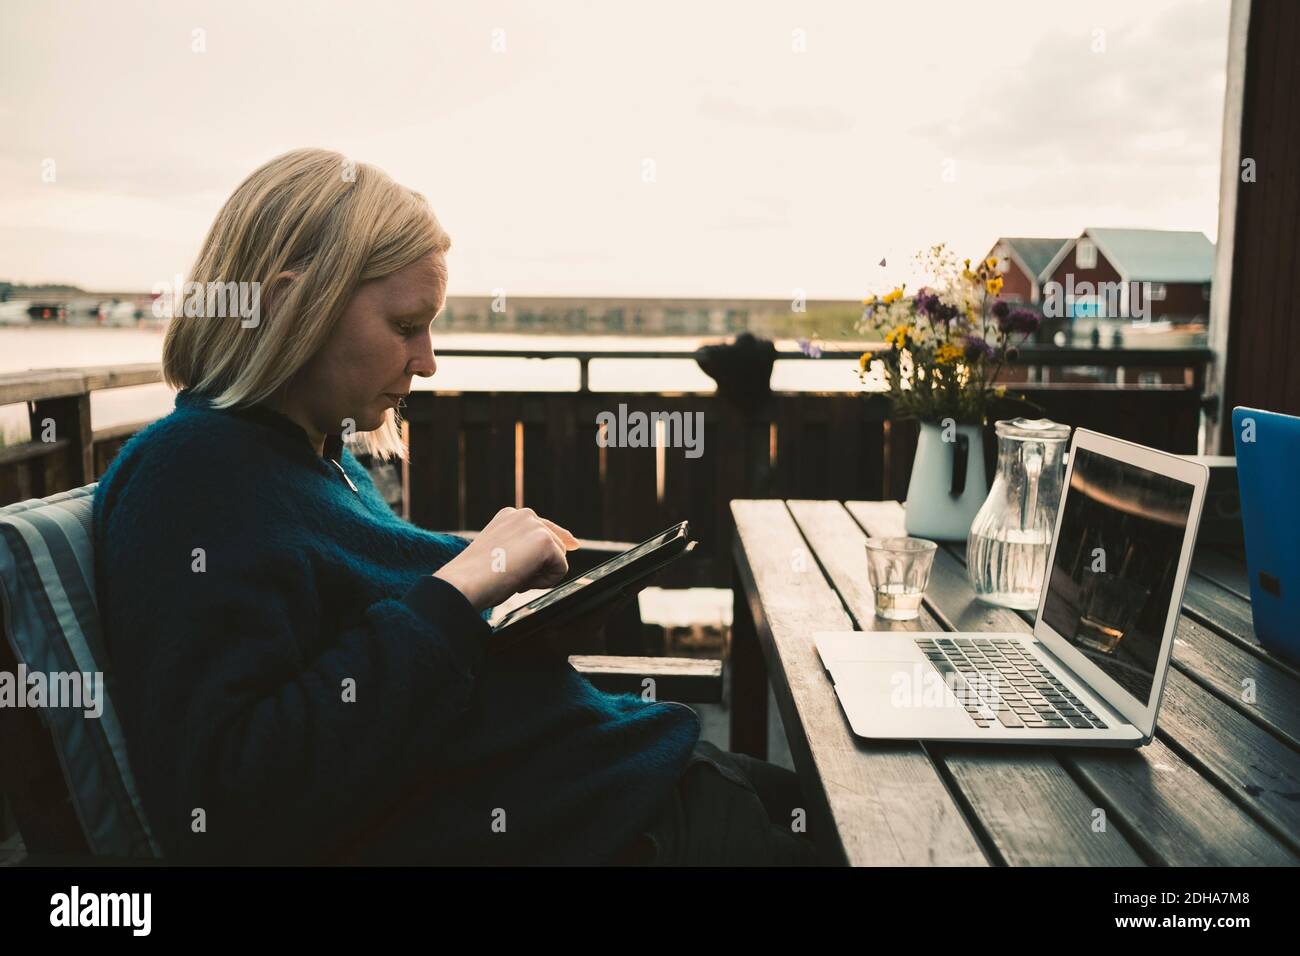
[489,521,696,647]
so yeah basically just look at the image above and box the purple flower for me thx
[997,307,1041,335]
[797,337,823,359]
[963,335,996,362]
[991,299,1010,320]
[1010,308,1041,334]
[916,290,960,324]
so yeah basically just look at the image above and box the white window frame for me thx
[1075,239,1097,270]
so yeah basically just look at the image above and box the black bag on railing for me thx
[694,332,777,411]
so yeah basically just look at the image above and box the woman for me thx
[93,148,829,866]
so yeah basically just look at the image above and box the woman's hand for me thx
[434,507,579,612]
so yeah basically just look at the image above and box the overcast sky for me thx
[0,0,1231,298]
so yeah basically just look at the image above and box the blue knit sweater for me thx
[92,389,700,865]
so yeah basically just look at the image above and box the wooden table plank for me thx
[845,499,1300,864]
[1156,668,1300,853]
[1060,736,1298,866]
[1182,574,1261,650]
[1181,573,1300,687]
[1169,615,1300,751]
[936,748,1149,866]
[1193,546,1253,602]
[730,500,988,866]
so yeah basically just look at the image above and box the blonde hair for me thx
[161,147,451,461]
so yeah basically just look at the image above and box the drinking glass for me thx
[864,537,938,621]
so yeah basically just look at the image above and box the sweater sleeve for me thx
[98,445,490,863]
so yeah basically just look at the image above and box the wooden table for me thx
[729,499,1300,867]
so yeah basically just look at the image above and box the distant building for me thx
[985,237,1070,304]
[436,295,857,337]
[1039,228,1215,322]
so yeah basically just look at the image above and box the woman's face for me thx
[284,250,446,451]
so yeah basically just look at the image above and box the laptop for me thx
[1232,406,1300,665]
[815,428,1208,747]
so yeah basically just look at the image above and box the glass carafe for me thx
[967,418,1071,609]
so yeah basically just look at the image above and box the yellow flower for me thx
[964,258,971,268]
[986,276,1004,295]
[858,351,873,371]
[996,385,1007,397]
[886,324,909,348]
[862,294,876,306]
[935,343,963,365]
[882,286,905,305]
[986,257,999,270]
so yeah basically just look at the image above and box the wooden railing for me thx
[401,381,1209,587]
[0,363,162,504]
[432,344,1213,392]
[1,347,1214,587]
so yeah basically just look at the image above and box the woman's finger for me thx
[540,517,580,550]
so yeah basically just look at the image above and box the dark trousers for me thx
[610,740,834,866]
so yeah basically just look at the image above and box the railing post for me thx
[28,392,93,489]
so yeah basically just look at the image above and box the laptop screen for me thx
[1040,446,1196,708]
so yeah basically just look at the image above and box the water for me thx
[873,583,925,621]
[966,527,1053,610]
[0,326,879,444]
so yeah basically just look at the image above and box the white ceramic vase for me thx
[903,421,988,541]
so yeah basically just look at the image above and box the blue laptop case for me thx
[1232,406,1300,664]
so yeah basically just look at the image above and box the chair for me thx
[0,484,721,865]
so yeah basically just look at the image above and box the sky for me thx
[0,0,1231,299]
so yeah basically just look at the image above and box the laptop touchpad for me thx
[830,661,974,738]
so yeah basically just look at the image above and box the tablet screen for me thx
[496,524,686,625]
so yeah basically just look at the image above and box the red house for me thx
[984,238,1070,304]
[1037,228,1214,322]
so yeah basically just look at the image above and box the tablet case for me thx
[1232,407,1300,665]
[488,522,695,653]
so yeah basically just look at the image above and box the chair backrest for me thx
[0,484,161,859]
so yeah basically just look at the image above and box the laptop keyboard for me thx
[917,637,1109,731]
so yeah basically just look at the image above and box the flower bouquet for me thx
[856,245,1043,539]
[856,244,1041,425]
